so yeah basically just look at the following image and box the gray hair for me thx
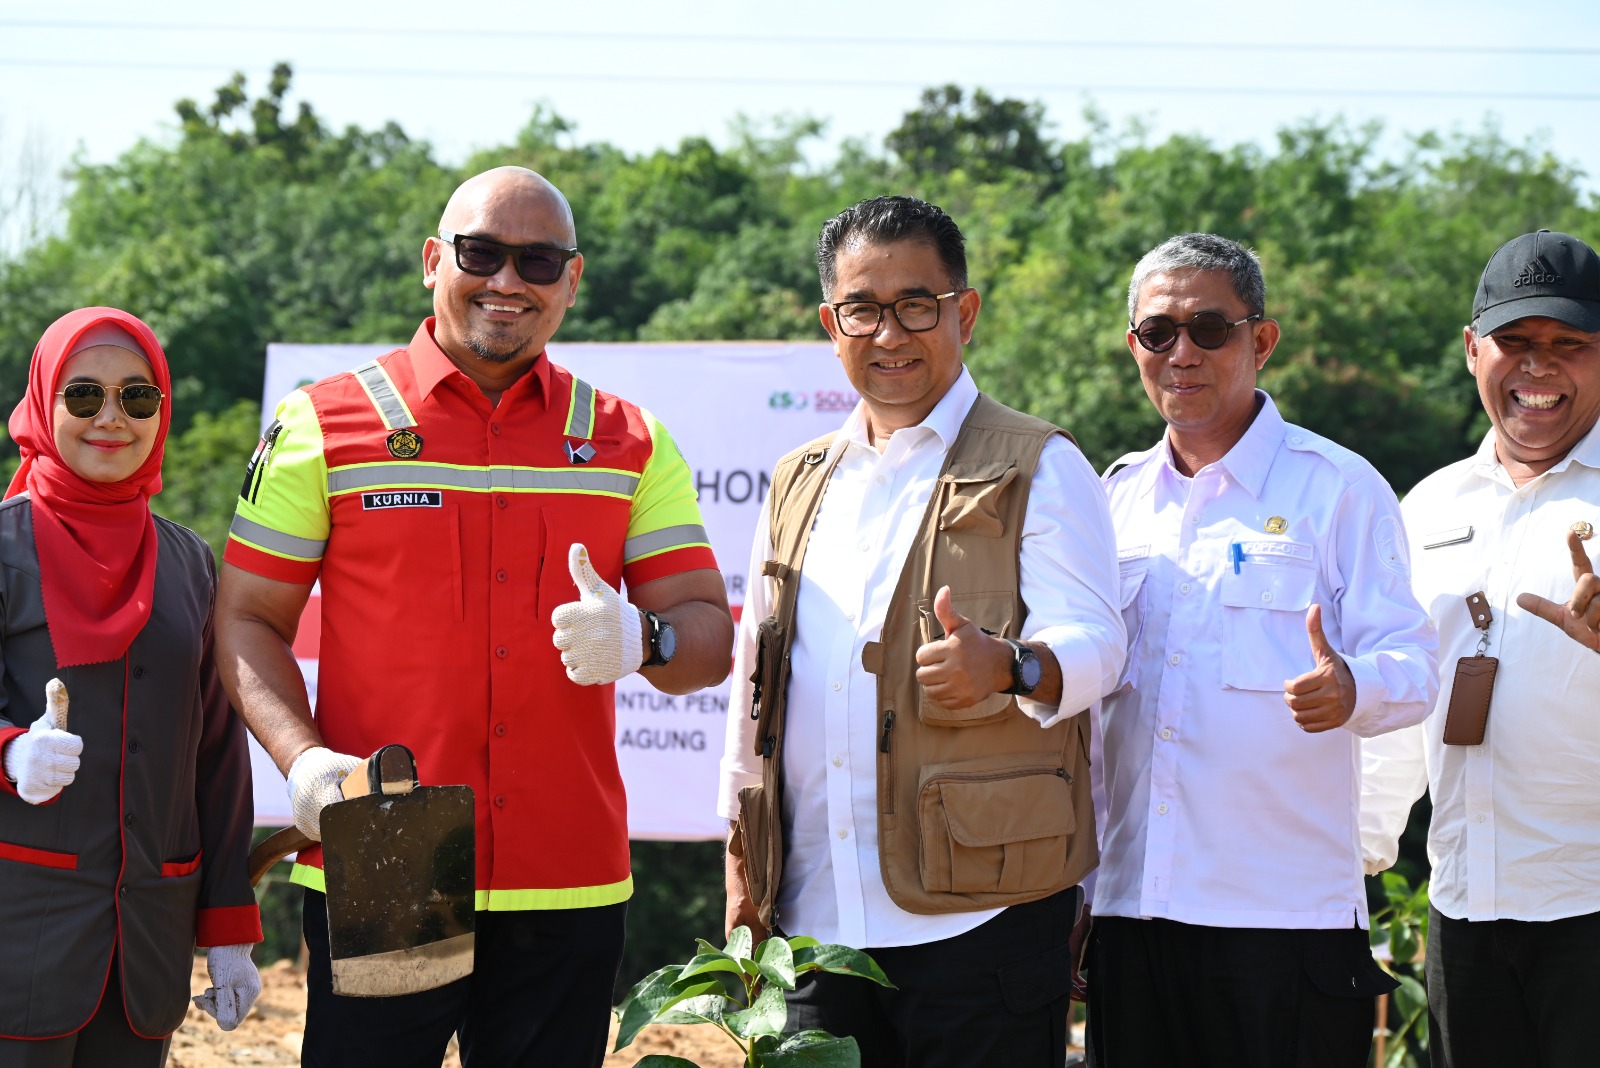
[1127,233,1266,322]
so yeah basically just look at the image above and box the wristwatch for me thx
[1001,637,1042,697]
[641,608,677,667]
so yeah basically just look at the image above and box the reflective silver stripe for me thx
[327,465,638,496]
[565,378,595,439]
[353,361,416,431]
[229,514,327,559]
[624,524,710,561]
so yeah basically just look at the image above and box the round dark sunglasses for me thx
[56,382,164,421]
[439,230,579,286]
[1131,312,1262,353]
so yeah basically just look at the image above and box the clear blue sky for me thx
[1,0,1598,191]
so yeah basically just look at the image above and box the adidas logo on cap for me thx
[1514,255,1565,288]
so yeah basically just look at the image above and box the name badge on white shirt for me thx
[1423,526,1474,549]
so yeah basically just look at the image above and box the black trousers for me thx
[299,888,627,1068]
[1426,905,1600,1068]
[0,956,170,1068]
[1087,916,1394,1068]
[783,887,1079,1068]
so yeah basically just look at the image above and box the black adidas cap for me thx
[1473,229,1600,335]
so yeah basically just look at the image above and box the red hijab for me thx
[5,308,172,668]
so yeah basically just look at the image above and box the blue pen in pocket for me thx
[1230,542,1245,574]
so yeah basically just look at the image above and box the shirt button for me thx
[496,569,508,583]
[1170,654,1181,665]
[832,756,843,767]
[1157,803,1169,815]
[832,682,841,691]
[131,665,145,679]
[494,795,506,808]
[494,723,507,737]
[1160,728,1173,740]
[858,542,869,552]
[496,646,509,659]
[1261,592,1273,603]
[491,423,501,436]
[846,611,856,622]
[495,495,508,509]
[1180,583,1191,594]
[1291,435,1304,444]
[119,885,129,897]
[837,829,848,839]
[876,475,886,485]
[125,813,135,826]
[1190,516,1200,526]
[1475,814,1487,824]
[127,740,140,754]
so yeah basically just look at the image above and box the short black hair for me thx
[816,196,968,301]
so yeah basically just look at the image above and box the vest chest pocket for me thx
[1220,557,1318,691]
[917,760,1074,895]
[938,461,1018,538]
[917,590,1014,727]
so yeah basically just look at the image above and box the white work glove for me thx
[551,543,645,686]
[192,943,261,1031]
[285,746,362,841]
[3,679,82,805]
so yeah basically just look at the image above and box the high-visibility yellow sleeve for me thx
[622,409,716,586]
[223,389,330,584]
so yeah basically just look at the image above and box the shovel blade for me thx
[330,931,474,997]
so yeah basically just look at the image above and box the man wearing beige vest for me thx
[717,195,1126,1066]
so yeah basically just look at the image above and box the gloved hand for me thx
[3,678,83,805]
[285,746,362,841]
[192,943,261,1031]
[551,543,645,686]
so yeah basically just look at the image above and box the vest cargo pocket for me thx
[937,461,1018,538]
[737,783,773,920]
[916,592,1014,727]
[917,764,1074,895]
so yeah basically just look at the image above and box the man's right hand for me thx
[285,746,362,841]
[1516,530,1600,650]
[2,679,83,805]
[723,822,769,943]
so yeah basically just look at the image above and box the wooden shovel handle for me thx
[248,826,313,887]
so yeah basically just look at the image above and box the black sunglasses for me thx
[439,230,579,285]
[56,382,164,421]
[1131,312,1262,353]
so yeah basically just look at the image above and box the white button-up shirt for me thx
[718,369,1125,949]
[1361,424,1600,922]
[1098,392,1438,929]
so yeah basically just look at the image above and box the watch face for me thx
[658,620,678,663]
[1019,647,1042,691]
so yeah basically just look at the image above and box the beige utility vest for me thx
[737,393,1097,926]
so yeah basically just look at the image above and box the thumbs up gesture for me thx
[2,678,84,805]
[551,543,646,686]
[1283,604,1357,733]
[1515,530,1600,651]
[914,586,1011,709]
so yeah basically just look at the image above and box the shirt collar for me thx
[409,317,552,408]
[836,367,978,454]
[1153,389,1284,499]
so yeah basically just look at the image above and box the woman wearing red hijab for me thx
[0,308,261,1066]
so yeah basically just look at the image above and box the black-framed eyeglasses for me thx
[56,382,164,421]
[1131,312,1262,353]
[438,230,579,285]
[831,291,964,338]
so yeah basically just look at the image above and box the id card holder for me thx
[1443,592,1497,746]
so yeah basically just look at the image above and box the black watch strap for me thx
[1001,637,1042,697]
[641,608,675,667]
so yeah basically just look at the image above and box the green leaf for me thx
[614,966,689,1051]
[1390,918,1419,965]
[725,925,755,960]
[759,1029,862,1067]
[634,1057,703,1068]
[679,952,747,983]
[783,935,820,951]
[792,944,895,988]
[726,981,788,1039]
[656,993,730,1028]
[756,935,798,990]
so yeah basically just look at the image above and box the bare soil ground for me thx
[168,956,744,1067]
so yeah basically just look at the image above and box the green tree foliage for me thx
[3,66,1596,976]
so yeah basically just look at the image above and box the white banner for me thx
[248,340,853,840]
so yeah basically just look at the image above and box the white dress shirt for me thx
[1098,392,1438,929]
[1361,424,1600,922]
[718,368,1125,949]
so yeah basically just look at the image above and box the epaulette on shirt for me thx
[1103,444,1162,483]
[1281,426,1374,486]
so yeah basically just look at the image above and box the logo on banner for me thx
[768,390,809,411]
